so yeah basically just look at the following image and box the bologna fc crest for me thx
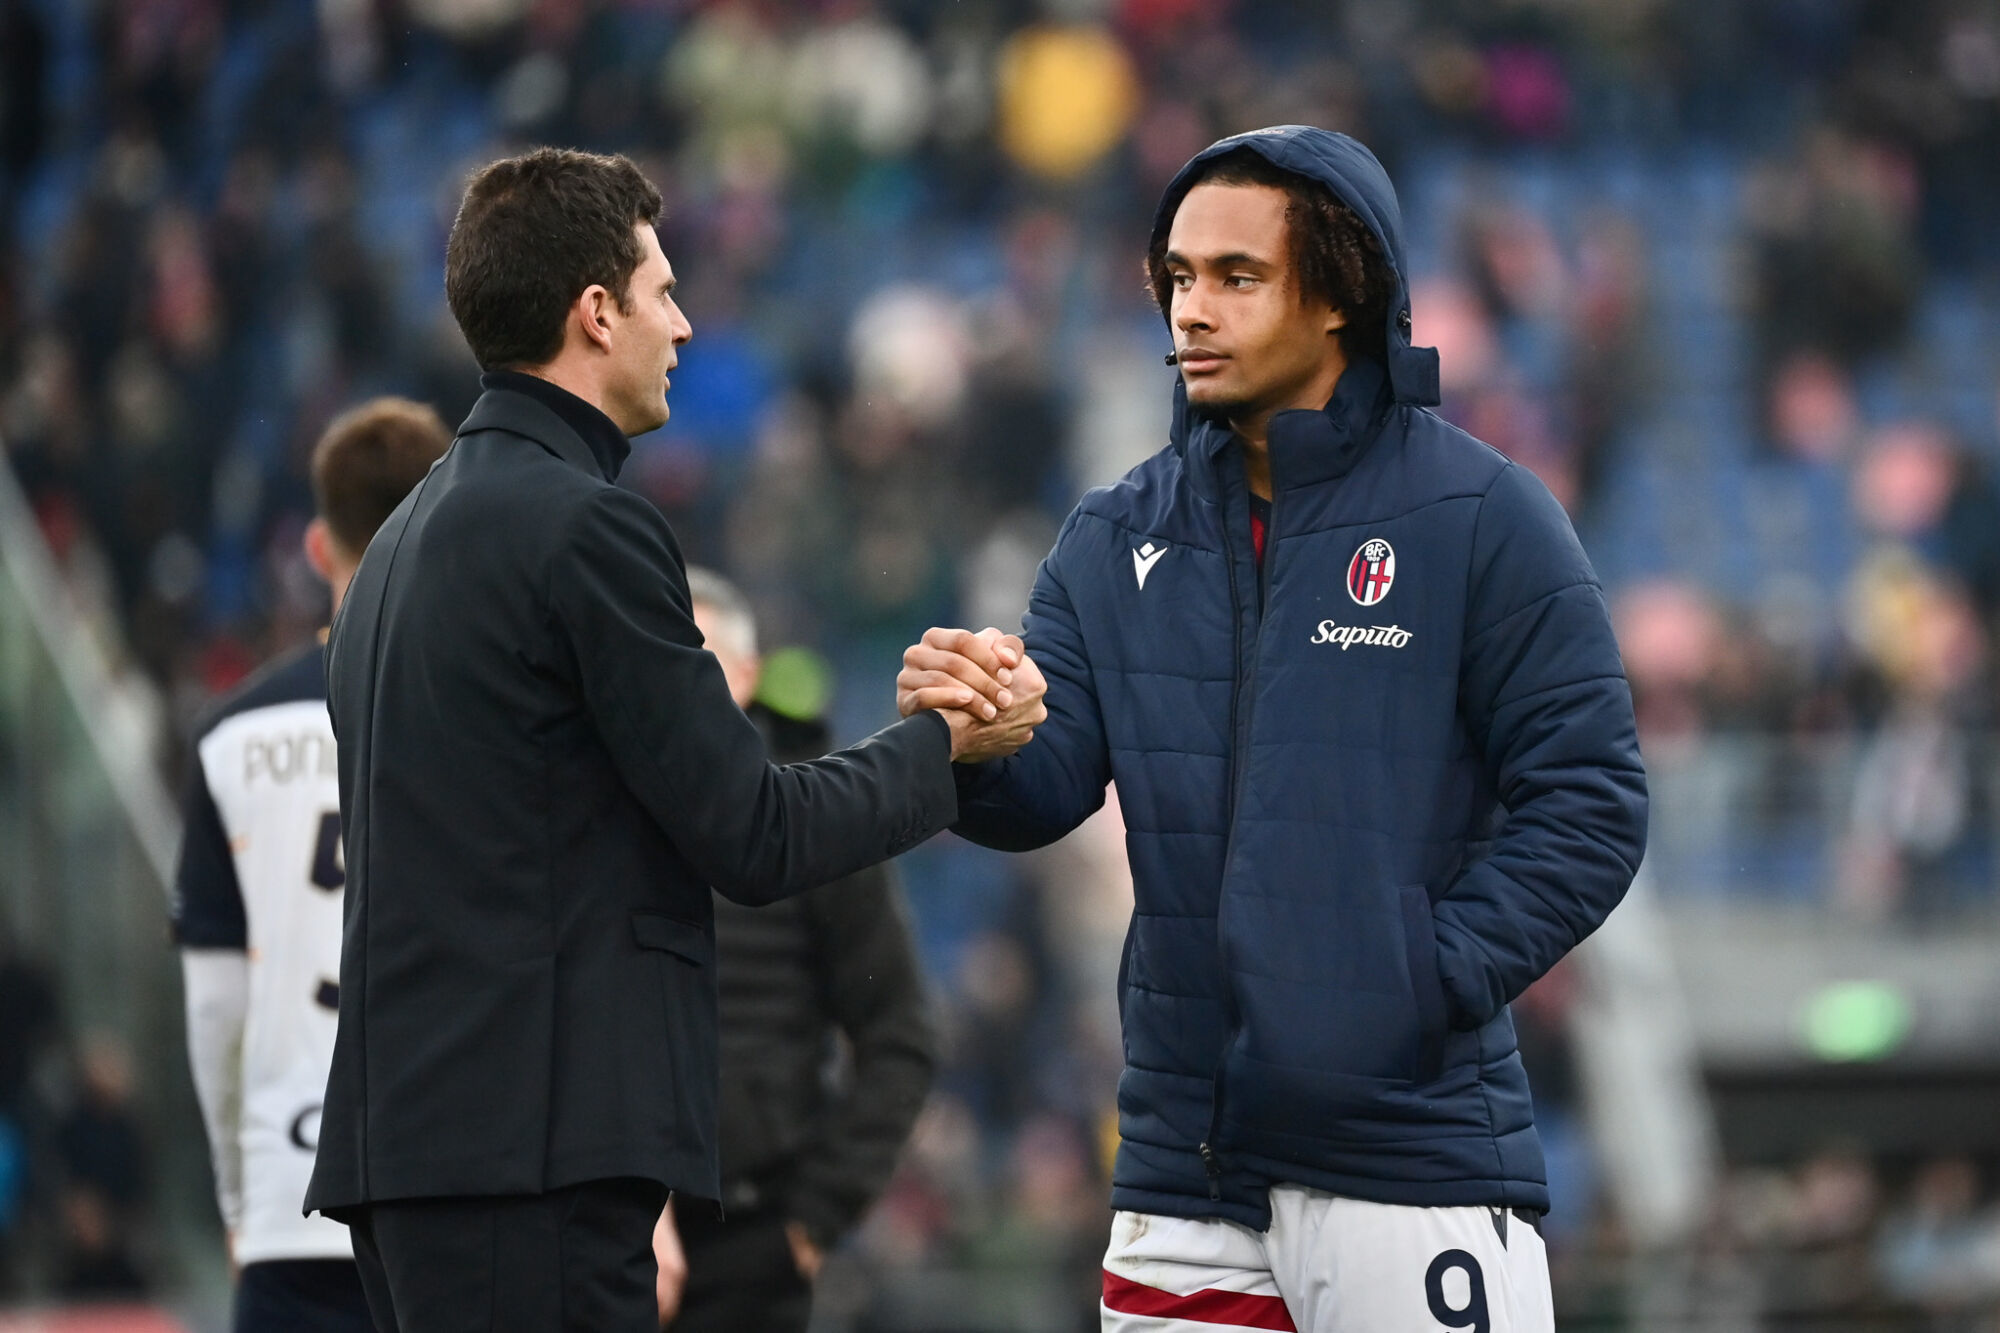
[1347,539,1396,606]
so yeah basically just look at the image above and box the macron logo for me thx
[1133,541,1167,589]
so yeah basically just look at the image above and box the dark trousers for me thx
[667,1201,812,1333]
[236,1258,373,1333]
[343,1177,667,1333]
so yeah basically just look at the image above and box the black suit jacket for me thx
[304,382,956,1214]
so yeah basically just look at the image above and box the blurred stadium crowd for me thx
[6,0,2000,1327]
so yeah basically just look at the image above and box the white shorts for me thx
[1100,1186,1553,1333]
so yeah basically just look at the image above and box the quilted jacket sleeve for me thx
[1437,463,1648,1031]
[952,512,1113,850]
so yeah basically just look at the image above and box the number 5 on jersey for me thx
[310,810,344,892]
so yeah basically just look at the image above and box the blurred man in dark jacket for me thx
[655,568,935,1333]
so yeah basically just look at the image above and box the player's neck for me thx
[1236,435,1273,501]
[1228,353,1350,502]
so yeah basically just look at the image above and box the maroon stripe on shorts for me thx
[1102,1270,1298,1330]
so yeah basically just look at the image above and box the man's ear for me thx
[1326,306,1349,335]
[304,517,336,583]
[576,284,616,354]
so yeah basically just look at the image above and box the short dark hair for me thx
[311,397,451,555]
[445,148,663,371]
[1147,148,1392,365]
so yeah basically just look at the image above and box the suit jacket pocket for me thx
[632,912,715,1143]
[631,912,714,967]
[1398,884,1448,1085]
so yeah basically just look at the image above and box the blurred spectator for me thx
[0,930,58,1123]
[963,1114,1105,1324]
[1877,1158,2000,1313]
[1747,126,1924,385]
[946,925,1047,1136]
[1774,1145,1885,1315]
[1614,579,1731,743]
[1852,421,2000,621]
[1567,210,1650,511]
[53,1036,149,1300]
[1840,553,1991,918]
[0,931,59,1293]
[0,0,49,186]
[1766,351,1863,464]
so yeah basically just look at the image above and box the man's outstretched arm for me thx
[554,486,1044,904]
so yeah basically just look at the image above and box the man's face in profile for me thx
[605,225,692,436]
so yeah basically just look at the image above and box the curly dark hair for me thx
[445,148,662,371]
[1147,148,1392,365]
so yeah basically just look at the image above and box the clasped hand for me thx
[897,627,1048,763]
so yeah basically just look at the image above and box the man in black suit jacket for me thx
[304,148,1046,1333]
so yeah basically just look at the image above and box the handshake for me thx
[897,626,1049,764]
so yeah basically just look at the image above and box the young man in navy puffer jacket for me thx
[899,127,1648,1331]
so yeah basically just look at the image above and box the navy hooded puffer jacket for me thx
[952,127,1648,1229]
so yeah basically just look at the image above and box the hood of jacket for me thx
[1153,125,1440,484]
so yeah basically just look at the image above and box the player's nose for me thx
[1176,286,1217,332]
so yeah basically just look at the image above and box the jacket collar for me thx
[1175,356,1393,500]
[463,371,632,482]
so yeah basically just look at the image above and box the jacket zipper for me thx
[1199,1141,1223,1200]
[1203,455,1274,1202]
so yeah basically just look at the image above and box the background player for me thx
[172,398,450,1333]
